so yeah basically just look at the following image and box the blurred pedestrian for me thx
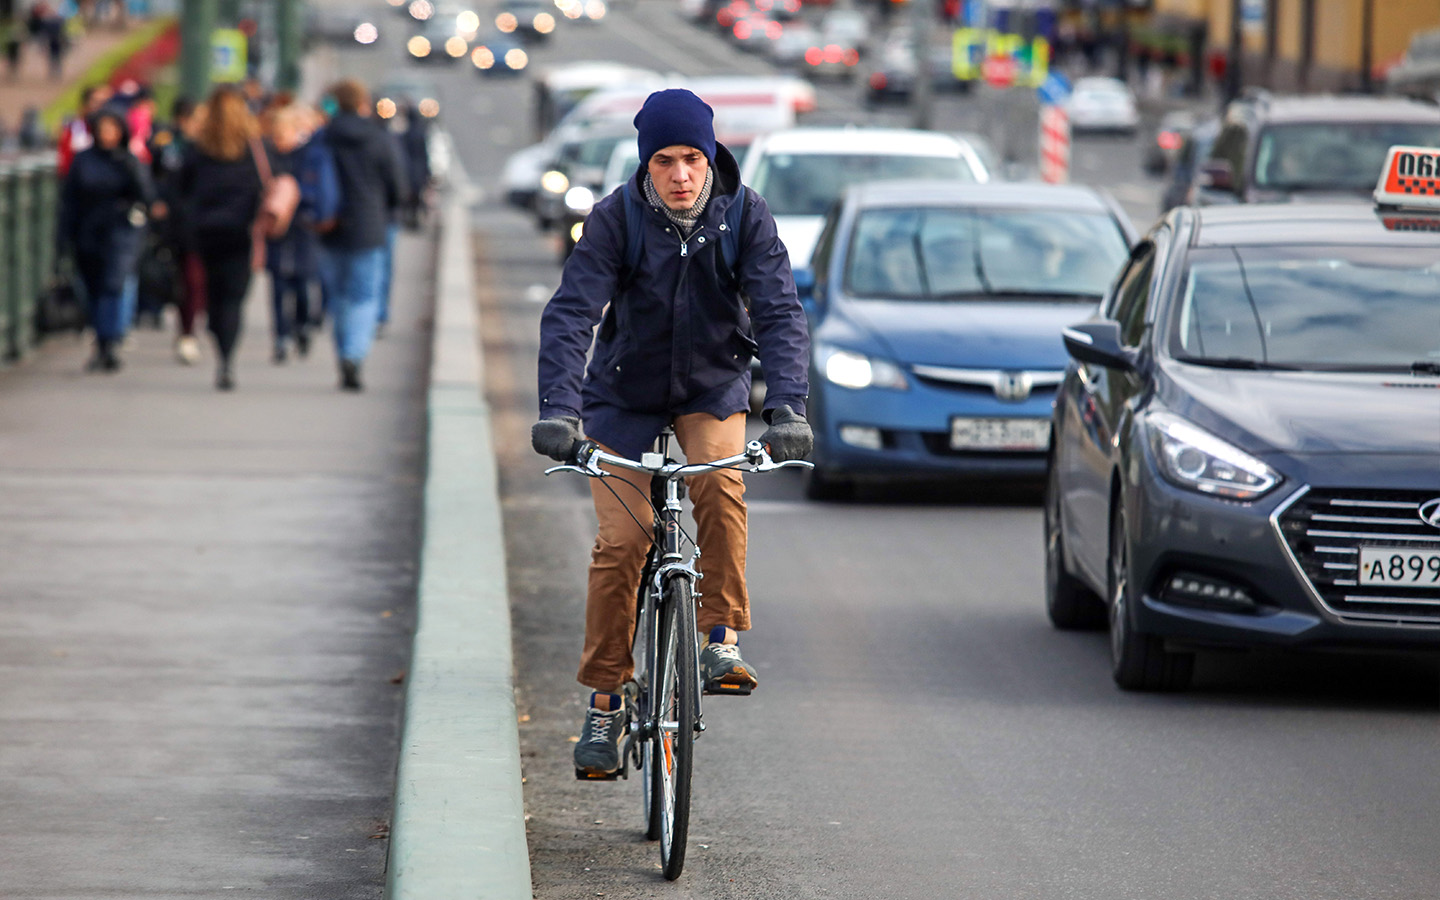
[319,79,404,392]
[2,10,24,79]
[151,97,208,363]
[400,103,432,229]
[58,104,156,373]
[376,113,411,338]
[179,86,266,391]
[263,102,323,363]
[58,83,114,176]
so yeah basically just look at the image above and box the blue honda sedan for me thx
[793,181,1136,499]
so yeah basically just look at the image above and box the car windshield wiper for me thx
[1412,360,1440,376]
[1183,356,1300,371]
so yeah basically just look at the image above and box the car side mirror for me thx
[1199,159,1235,193]
[793,266,816,302]
[1063,321,1136,372]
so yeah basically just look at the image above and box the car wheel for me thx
[1108,500,1193,691]
[804,466,854,502]
[1044,464,1105,630]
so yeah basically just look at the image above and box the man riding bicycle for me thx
[532,89,812,777]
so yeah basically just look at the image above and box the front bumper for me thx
[1127,474,1440,652]
[811,376,1054,481]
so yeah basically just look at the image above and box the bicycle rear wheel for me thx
[654,575,697,881]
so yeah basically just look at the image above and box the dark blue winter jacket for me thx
[537,143,809,459]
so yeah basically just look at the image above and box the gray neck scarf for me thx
[643,166,714,235]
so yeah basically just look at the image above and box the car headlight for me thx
[1147,411,1280,501]
[819,346,909,391]
[564,186,595,213]
[539,170,569,194]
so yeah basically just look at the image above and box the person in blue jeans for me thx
[58,104,155,373]
[318,79,405,392]
[264,103,322,363]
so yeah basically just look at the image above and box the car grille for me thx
[1275,487,1440,625]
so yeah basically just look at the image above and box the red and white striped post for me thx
[1039,103,1071,184]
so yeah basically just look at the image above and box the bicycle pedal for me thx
[575,767,623,781]
[704,679,754,696]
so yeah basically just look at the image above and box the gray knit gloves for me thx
[532,416,583,462]
[759,405,813,462]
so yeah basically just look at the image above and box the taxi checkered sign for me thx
[1373,146,1440,206]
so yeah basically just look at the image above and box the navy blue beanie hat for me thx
[634,89,716,166]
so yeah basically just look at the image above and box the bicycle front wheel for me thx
[653,575,697,881]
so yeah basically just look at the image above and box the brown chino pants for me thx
[578,411,749,692]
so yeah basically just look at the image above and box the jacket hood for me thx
[87,104,132,148]
[327,111,379,145]
[628,141,742,203]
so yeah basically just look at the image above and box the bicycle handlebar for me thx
[544,438,813,480]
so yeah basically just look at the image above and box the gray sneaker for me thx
[574,703,627,778]
[700,636,758,695]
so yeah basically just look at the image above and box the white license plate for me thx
[949,417,1051,451]
[1358,547,1440,586]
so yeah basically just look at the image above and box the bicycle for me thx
[546,426,811,880]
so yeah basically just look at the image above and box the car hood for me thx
[823,299,1092,370]
[775,215,824,267]
[1159,362,1440,458]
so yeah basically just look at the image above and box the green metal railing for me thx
[1,154,60,363]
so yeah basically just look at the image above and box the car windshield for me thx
[752,152,974,216]
[843,207,1128,300]
[1254,121,1440,192]
[1172,245,1440,371]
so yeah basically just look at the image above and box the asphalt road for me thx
[341,3,1440,897]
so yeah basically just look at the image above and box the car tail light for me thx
[823,43,842,64]
[734,20,751,38]
[1157,130,1182,151]
[844,48,859,65]
[869,72,886,90]
[805,46,822,65]
[766,20,782,39]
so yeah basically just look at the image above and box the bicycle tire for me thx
[657,575,697,881]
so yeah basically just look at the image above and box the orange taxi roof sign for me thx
[1374,145,1440,207]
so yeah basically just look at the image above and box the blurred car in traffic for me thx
[769,20,819,68]
[795,181,1135,499]
[1196,94,1440,205]
[864,31,967,106]
[534,122,635,239]
[532,62,664,139]
[1063,77,1139,134]
[1384,27,1440,98]
[1047,174,1440,692]
[1158,117,1218,213]
[375,74,442,120]
[740,127,991,266]
[495,0,558,42]
[406,15,470,62]
[469,30,529,75]
[1143,109,1196,175]
[306,9,384,48]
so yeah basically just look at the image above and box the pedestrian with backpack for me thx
[531,88,812,778]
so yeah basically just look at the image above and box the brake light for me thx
[734,20,750,38]
[823,43,842,64]
[843,48,859,66]
[1157,130,1182,151]
[805,46,822,65]
[869,72,887,90]
[766,20,782,39]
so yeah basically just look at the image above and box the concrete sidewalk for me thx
[0,229,434,896]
